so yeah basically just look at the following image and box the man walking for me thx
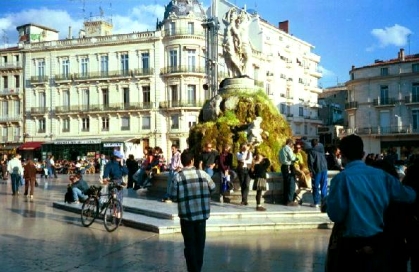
[279,138,298,206]
[171,150,216,272]
[162,144,182,203]
[7,154,24,196]
[307,138,328,208]
[327,134,416,271]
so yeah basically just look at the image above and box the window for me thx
[170,85,178,102]
[14,100,20,116]
[102,117,109,131]
[37,59,45,78]
[187,115,197,128]
[100,55,108,76]
[141,52,149,71]
[39,118,46,133]
[2,56,7,63]
[187,85,196,103]
[123,87,130,107]
[14,75,19,89]
[380,67,389,76]
[169,22,176,35]
[1,127,7,142]
[14,127,20,142]
[121,116,130,130]
[62,59,70,79]
[413,110,419,132]
[188,22,194,35]
[81,89,90,110]
[171,114,179,129]
[81,57,88,77]
[304,124,308,135]
[380,85,389,104]
[102,88,109,107]
[299,107,303,117]
[120,53,129,75]
[187,50,196,71]
[82,117,90,131]
[39,92,46,108]
[2,101,7,116]
[169,50,178,68]
[2,76,7,89]
[142,115,151,130]
[412,83,419,103]
[280,103,286,114]
[142,86,150,103]
[63,90,70,109]
[62,118,70,132]
[413,63,419,73]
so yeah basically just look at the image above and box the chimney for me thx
[68,26,72,39]
[279,20,289,33]
[399,48,405,61]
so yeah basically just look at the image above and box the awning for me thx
[18,142,44,151]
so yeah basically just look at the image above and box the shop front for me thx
[17,142,43,161]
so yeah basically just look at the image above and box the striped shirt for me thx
[171,167,216,221]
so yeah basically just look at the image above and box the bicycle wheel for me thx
[103,198,123,232]
[81,196,99,227]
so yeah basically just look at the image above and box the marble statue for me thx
[247,116,264,146]
[222,7,253,77]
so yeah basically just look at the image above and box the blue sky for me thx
[0,0,418,87]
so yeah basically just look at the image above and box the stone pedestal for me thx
[219,77,256,94]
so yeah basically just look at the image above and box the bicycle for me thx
[80,181,124,232]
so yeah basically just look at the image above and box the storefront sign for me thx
[54,139,101,145]
[103,143,123,147]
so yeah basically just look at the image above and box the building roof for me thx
[16,23,59,33]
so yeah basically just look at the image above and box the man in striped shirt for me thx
[171,150,216,272]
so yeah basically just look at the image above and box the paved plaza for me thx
[0,174,331,272]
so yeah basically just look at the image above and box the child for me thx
[251,154,270,211]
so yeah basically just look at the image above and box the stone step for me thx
[53,196,333,234]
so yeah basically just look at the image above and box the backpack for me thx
[64,185,75,203]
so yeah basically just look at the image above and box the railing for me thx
[73,70,131,80]
[405,95,419,104]
[353,126,415,135]
[55,102,153,113]
[160,66,205,75]
[54,74,72,81]
[159,100,204,108]
[30,107,49,114]
[0,88,21,96]
[345,101,358,109]
[372,97,396,106]
[30,76,49,83]
[0,62,23,69]
[163,28,205,37]
[0,116,22,122]
[133,68,154,76]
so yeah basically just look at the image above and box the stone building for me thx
[0,0,322,160]
[345,48,419,160]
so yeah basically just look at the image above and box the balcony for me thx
[159,100,204,109]
[54,74,72,82]
[30,76,49,84]
[163,28,205,38]
[355,126,416,135]
[73,70,132,82]
[0,62,23,70]
[0,115,22,122]
[30,107,49,114]
[0,88,21,96]
[160,66,205,76]
[133,68,154,77]
[55,102,153,113]
[372,97,396,107]
[345,101,358,110]
[405,95,419,105]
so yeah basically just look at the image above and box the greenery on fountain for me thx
[188,88,293,172]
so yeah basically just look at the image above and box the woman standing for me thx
[252,154,270,211]
[23,159,37,199]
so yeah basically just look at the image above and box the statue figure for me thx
[222,7,253,77]
[247,116,265,146]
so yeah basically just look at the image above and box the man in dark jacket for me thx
[71,173,89,204]
[308,139,329,208]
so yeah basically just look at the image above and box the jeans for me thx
[180,219,206,272]
[237,168,251,203]
[312,170,328,205]
[204,167,214,178]
[72,187,88,202]
[165,170,175,199]
[281,165,296,204]
[11,173,20,194]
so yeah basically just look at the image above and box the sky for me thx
[0,0,418,88]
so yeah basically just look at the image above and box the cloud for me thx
[318,65,335,78]
[369,24,412,50]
